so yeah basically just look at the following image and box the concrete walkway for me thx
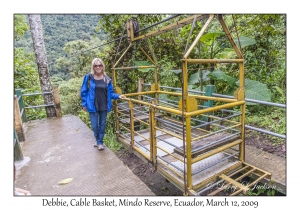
[15,115,286,195]
[15,115,154,196]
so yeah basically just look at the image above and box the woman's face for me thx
[93,61,103,75]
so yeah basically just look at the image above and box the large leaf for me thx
[134,61,154,72]
[243,79,271,103]
[233,36,256,48]
[209,70,237,88]
[200,31,225,42]
[189,70,210,85]
[227,79,271,105]
[169,69,182,74]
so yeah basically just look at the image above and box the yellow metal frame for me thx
[111,14,269,195]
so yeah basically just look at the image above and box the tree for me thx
[28,14,56,117]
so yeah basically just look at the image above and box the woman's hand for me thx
[119,95,126,99]
[82,107,87,112]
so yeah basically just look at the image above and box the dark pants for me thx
[89,110,107,145]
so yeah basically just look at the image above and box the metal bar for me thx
[192,125,240,142]
[138,46,156,65]
[132,130,150,142]
[184,14,214,59]
[186,116,193,189]
[212,93,286,108]
[196,179,224,195]
[192,132,241,153]
[119,124,131,133]
[220,174,249,194]
[150,104,155,164]
[185,58,244,64]
[193,152,239,175]
[15,89,27,122]
[112,43,132,68]
[132,145,151,161]
[144,83,286,108]
[156,136,181,150]
[159,124,186,137]
[218,15,243,59]
[183,15,198,55]
[144,83,205,94]
[152,104,183,115]
[157,159,184,179]
[133,15,209,41]
[136,14,181,33]
[25,104,55,109]
[187,101,245,117]
[231,173,269,196]
[192,120,240,135]
[193,112,241,128]
[132,116,150,126]
[115,66,155,70]
[191,139,242,164]
[117,111,130,118]
[155,144,182,162]
[134,139,150,151]
[155,126,183,140]
[145,83,286,108]
[20,108,24,118]
[207,165,250,196]
[157,156,184,173]
[156,118,184,130]
[22,91,53,96]
[245,125,286,139]
[158,91,238,103]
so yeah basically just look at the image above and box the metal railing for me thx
[143,83,286,139]
[14,86,62,144]
[15,89,58,123]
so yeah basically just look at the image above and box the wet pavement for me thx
[15,115,154,196]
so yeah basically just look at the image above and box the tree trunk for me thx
[28,15,56,117]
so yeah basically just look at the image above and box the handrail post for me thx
[202,85,215,130]
[14,128,24,161]
[53,86,62,117]
[129,100,135,152]
[14,95,26,141]
[138,78,144,101]
[15,89,27,122]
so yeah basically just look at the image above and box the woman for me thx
[81,58,126,150]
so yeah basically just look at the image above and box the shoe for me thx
[94,142,97,147]
[98,145,104,150]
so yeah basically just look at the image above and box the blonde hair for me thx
[91,58,106,76]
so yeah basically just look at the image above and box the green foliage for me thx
[200,31,225,43]
[235,14,286,103]
[233,36,256,48]
[14,48,39,91]
[14,15,29,40]
[58,77,83,115]
[209,70,237,89]
[243,79,271,103]
[134,61,154,73]
[246,183,276,196]
[14,14,102,77]
[246,107,286,144]
[207,69,271,104]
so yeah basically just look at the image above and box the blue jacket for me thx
[81,74,120,112]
